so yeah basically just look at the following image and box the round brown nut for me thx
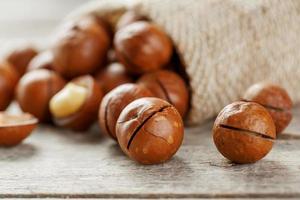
[116,97,184,165]
[50,75,103,131]
[95,62,133,94]
[114,21,172,75]
[52,15,110,79]
[27,51,54,71]
[0,112,37,146]
[16,69,66,122]
[243,83,293,134]
[138,70,189,117]
[6,46,38,76]
[116,10,148,30]
[213,101,276,164]
[98,83,152,140]
[0,61,20,110]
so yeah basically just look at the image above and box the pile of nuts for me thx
[0,11,189,165]
[213,83,293,164]
[0,10,294,166]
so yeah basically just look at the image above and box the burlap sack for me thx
[68,0,300,125]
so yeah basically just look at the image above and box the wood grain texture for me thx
[0,105,300,198]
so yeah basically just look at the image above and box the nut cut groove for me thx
[104,97,113,138]
[156,78,172,104]
[219,124,275,140]
[126,105,171,149]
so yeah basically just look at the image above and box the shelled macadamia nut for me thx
[138,69,189,117]
[0,112,37,146]
[0,61,19,110]
[6,46,38,76]
[50,75,103,131]
[243,83,293,135]
[213,101,276,164]
[95,62,133,94]
[16,69,66,122]
[116,97,184,165]
[114,22,172,75]
[52,15,111,79]
[99,83,152,140]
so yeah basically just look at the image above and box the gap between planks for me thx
[1,193,300,199]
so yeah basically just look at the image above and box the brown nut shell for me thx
[6,46,38,75]
[116,97,184,165]
[0,112,37,146]
[99,83,153,140]
[54,75,103,131]
[243,83,293,134]
[213,101,276,164]
[95,62,133,94]
[27,51,54,71]
[52,16,110,79]
[116,11,148,30]
[0,61,20,110]
[114,22,172,75]
[138,70,189,117]
[16,69,66,122]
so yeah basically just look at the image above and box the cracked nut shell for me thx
[213,101,276,164]
[95,62,133,94]
[0,112,37,146]
[116,97,184,165]
[52,15,110,79]
[53,75,103,131]
[16,69,66,122]
[6,46,38,76]
[99,83,152,140]
[243,83,293,134]
[114,21,172,75]
[138,69,189,117]
[0,61,20,110]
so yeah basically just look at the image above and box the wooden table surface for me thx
[1,0,300,199]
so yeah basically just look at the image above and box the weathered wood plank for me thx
[0,105,300,198]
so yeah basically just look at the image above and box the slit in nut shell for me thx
[116,97,184,165]
[50,75,103,131]
[0,112,38,146]
[213,101,276,164]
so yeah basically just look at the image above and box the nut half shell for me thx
[0,112,38,146]
[53,75,103,131]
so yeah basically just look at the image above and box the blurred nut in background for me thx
[0,112,37,146]
[99,83,153,140]
[106,49,117,63]
[116,97,184,165]
[50,75,103,131]
[213,101,276,164]
[0,61,19,110]
[114,21,172,75]
[16,69,66,122]
[138,69,189,118]
[116,10,148,30]
[95,62,133,94]
[243,83,293,134]
[27,51,54,71]
[52,15,111,79]
[6,46,38,76]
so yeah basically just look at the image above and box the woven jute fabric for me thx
[69,0,300,125]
